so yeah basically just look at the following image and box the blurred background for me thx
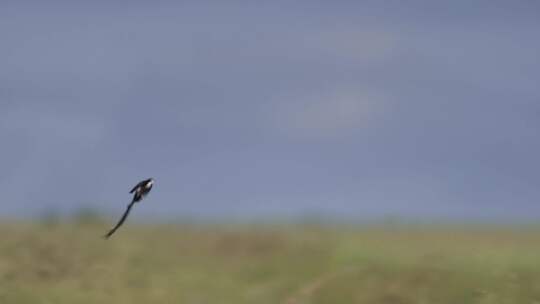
[1,1,540,303]
[1,1,540,222]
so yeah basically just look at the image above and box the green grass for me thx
[1,221,540,303]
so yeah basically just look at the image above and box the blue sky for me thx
[1,2,539,221]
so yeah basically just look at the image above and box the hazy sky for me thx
[1,2,539,221]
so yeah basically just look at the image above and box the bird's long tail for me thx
[104,200,136,239]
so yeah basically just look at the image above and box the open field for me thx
[1,221,540,303]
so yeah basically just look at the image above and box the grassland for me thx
[1,221,540,303]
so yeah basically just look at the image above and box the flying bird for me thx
[104,178,154,238]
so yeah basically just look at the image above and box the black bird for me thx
[104,178,154,238]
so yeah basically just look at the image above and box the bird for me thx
[104,178,154,238]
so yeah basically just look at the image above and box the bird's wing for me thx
[104,200,136,238]
[129,180,144,193]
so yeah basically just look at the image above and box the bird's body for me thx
[130,178,154,202]
[104,178,154,238]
